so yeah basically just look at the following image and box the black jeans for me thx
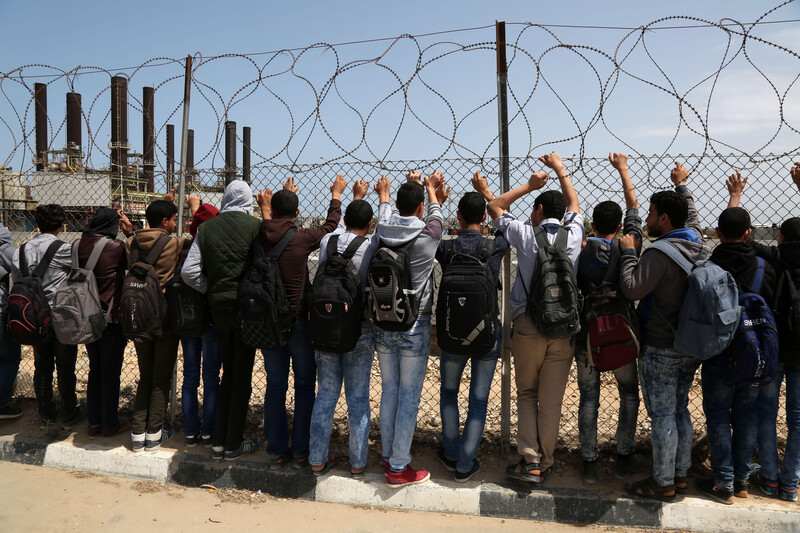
[212,320,256,451]
[132,332,179,434]
[86,324,127,429]
[33,337,78,419]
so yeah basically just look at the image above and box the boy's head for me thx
[716,207,751,242]
[531,190,566,225]
[34,204,66,233]
[646,190,688,237]
[457,192,487,227]
[591,201,623,236]
[145,200,178,233]
[396,182,425,217]
[344,199,374,231]
[780,217,800,244]
[271,190,299,219]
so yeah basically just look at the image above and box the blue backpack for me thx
[649,240,740,360]
[716,258,779,388]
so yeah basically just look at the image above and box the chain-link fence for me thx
[6,152,795,454]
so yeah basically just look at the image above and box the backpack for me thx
[120,235,170,342]
[715,258,779,388]
[51,238,110,345]
[7,240,66,345]
[526,226,582,338]
[649,240,740,360]
[436,237,499,356]
[165,260,208,338]
[581,240,640,371]
[367,237,419,332]
[775,266,800,365]
[307,234,366,354]
[238,228,298,349]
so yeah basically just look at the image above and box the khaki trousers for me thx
[512,313,574,469]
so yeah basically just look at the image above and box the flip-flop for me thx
[625,476,677,503]
[350,466,365,479]
[312,452,343,477]
[270,450,293,471]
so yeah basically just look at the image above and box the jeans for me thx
[575,346,639,461]
[638,345,700,486]
[701,361,759,489]
[33,337,79,419]
[181,328,221,437]
[758,363,800,489]
[262,320,317,459]
[309,327,374,470]
[132,332,179,434]
[86,324,127,429]
[375,316,431,471]
[0,320,21,408]
[440,326,500,473]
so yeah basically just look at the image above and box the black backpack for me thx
[238,228,298,349]
[165,263,208,338]
[436,237,499,356]
[307,234,366,354]
[120,235,170,342]
[775,266,800,365]
[7,240,66,345]
[367,237,419,332]
[526,226,582,338]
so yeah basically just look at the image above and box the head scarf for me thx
[83,207,119,239]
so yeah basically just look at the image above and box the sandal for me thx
[625,476,677,503]
[674,476,689,494]
[350,466,366,479]
[269,450,293,471]
[311,452,342,477]
[505,458,545,483]
[292,455,310,470]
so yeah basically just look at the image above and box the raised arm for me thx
[540,152,579,214]
[671,162,702,239]
[725,170,748,208]
[471,171,496,201]
[791,162,800,194]
[256,188,273,220]
[487,172,548,220]
[424,170,444,206]
[609,152,637,210]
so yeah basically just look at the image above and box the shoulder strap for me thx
[601,239,622,284]
[19,242,28,275]
[554,227,569,250]
[750,257,766,294]
[441,239,457,264]
[533,226,550,251]
[141,235,170,267]
[476,237,494,263]
[73,237,110,272]
[268,227,298,259]
[341,235,366,260]
[33,240,66,280]
[649,239,693,275]
[325,234,340,259]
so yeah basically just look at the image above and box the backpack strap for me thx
[268,227,298,259]
[326,234,340,259]
[73,237,110,272]
[31,239,67,280]
[750,257,766,294]
[18,242,28,276]
[441,239,457,265]
[533,225,550,251]
[649,239,694,275]
[601,239,622,284]
[341,235,366,260]
[141,235,171,266]
[476,236,494,263]
[554,227,569,250]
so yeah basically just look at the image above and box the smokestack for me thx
[66,92,81,153]
[110,76,129,178]
[142,86,155,192]
[224,121,236,184]
[34,83,48,171]
[166,124,175,190]
[242,126,251,184]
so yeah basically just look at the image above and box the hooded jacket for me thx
[12,233,71,306]
[125,229,188,290]
[0,224,17,314]
[710,242,777,309]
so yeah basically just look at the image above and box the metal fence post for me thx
[496,21,512,455]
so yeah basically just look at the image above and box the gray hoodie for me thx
[0,224,17,313]
[374,202,443,317]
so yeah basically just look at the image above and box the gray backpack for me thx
[52,238,110,345]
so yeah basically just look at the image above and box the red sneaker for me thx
[386,466,430,488]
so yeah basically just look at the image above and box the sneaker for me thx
[733,479,748,498]
[0,405,23,420]
[211,446,224,461]
[780,486,798,502]
[202,435,212,449]
[225,437,260,461]
[582,459,598,484]
[131,432,146,453]
[436,447,456,472]
[386,466,430,488]
[455,460,481,483]
[61,409,84,430]
[186,432,201,448]
[88,425,102,439]
[695,477,734,505]
[751,467,778,497]
[615,453,644,479]
[144,427,175,452]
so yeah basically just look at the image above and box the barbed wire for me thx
[1,2,799,185]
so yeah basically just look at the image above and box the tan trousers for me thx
[512,313,574,469]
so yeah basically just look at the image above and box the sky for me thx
[0,0,798,224]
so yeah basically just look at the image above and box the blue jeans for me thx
[309,327,374,470]
[638,345,700,486]
[440,326,500,473]
[758,363,800,489]
[0,320,21,408]
[375,316,431,471]
[701,362,759,489]
[181,328,221,437]
[262,320,317,459]
[575,346,639,461]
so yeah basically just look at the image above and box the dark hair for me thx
[397,182,425,215]
[344,200,374,230]
[649,190,688,229]
[592,201,622,235]
[717,207,751,240]
[781,217,800,242]
[271,190,299,219]
[533,190,567,220]
[457,192,486,225]
[34,204,66,233]
[145,200,178,228]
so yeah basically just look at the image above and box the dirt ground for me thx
[0,461,667,533]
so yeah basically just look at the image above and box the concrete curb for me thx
[2,433,798,532]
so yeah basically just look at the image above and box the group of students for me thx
[0,154,797,503]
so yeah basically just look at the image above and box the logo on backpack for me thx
[120,235,171,343]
